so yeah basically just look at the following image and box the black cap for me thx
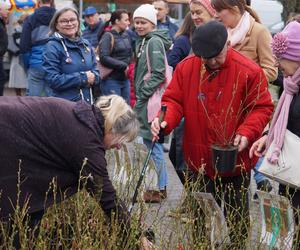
[192,21,228,59]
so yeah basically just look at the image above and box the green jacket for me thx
[134,30,172,140]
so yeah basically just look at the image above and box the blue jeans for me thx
[143,138,168,190]
[101,78,130,104]
[27,68,52,97]
[253,157,267,184]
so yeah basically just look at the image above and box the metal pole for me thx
[79,0,83,20]
[178,4,183,21]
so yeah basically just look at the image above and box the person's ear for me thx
[232,6,240,14]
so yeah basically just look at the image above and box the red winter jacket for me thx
[162,48,274,179]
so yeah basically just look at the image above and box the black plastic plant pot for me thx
[211,144,238,173]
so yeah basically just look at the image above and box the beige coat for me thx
[234,16,278,82]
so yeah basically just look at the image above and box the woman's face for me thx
[190,3,213,27]
[56,10,79,38]
[116,13,130,31]
[215,8,240,28]
[103,133,123,150]
[134,17,155,36]
[277,58,300,77]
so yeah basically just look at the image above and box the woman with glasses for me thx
[43,7,99,103]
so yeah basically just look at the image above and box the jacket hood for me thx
[144,29,172,51]
[33,6,56,26]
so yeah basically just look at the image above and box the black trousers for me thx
[187,172,250,246]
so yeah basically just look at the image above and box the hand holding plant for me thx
[233,134,249,152]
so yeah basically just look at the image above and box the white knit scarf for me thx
[227,11,251,47]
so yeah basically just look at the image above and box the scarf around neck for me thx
[227,11,250,47]
[266,66,300,163]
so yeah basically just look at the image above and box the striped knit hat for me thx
[189,0,216,17]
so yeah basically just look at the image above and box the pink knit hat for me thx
[189,0,216,17]
[271,21,300,62]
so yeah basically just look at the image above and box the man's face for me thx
[0,3,9,23]
[84,13,99,27]
[153,0,168,22]
[202,42,229,70]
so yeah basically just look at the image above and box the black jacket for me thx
[99,30,132,81]
[288,92,300,137]
[0,97,129,225]
[0,18,8,57]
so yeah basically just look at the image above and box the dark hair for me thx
[211,0,261,23]
[175,12,195,42]
[110,9,128,25]
[38,0,55,7]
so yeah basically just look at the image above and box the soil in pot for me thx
[211,145,238,173]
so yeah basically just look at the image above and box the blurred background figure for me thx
[0,2,9,96]
[19,0,56,97]
[43,7,99,103]
[8,13,28,96]
[82,6,105,49]
[153,0,178,42]
[98,9,132,104]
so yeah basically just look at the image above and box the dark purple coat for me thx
[0,97,129,224]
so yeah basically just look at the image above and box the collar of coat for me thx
[73,100,105,139]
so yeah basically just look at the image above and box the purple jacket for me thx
[0,97,129,224]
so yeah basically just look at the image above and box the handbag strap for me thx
[97,31,115,58]
[145,37,169,86]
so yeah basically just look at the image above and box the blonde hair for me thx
[95,95,139,144]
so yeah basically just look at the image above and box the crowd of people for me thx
[0,0,300,248]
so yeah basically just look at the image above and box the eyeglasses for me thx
[58,18,78,25]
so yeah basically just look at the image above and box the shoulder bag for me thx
[97,32,114,80]
[144,38,173,122]
[259,129,300,189]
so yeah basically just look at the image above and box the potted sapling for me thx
[199,71,267,174]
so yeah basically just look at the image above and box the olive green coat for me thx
[134,30,172,140]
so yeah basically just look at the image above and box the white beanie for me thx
[133,4,157,26]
